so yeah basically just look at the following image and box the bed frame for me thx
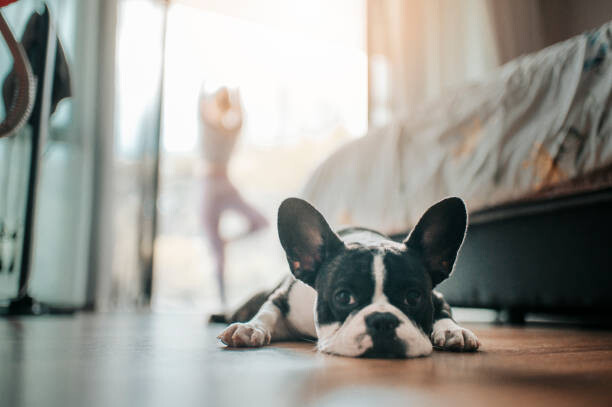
[395,188,612,323]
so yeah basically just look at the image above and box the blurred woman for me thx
[199,86,268,308]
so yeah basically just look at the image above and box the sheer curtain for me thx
[367,0,612,126]
[367,0,499,126]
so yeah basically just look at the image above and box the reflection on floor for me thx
[1,314,611,407]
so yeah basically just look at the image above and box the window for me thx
[153,0,367,311]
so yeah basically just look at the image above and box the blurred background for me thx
[1,0,611,320]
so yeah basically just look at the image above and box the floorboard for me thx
[1,314,611,407]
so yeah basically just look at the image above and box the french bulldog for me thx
[216,197,480,358]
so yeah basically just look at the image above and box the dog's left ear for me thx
[403,197,468,286]
[278,198,343,287]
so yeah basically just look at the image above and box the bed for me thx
[301,22,612,321]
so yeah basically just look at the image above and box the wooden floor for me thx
[1,314,612,407]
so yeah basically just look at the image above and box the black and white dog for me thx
[216,197,480,358]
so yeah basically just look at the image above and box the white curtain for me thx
[367,0,500,126]
[367,0,612,127]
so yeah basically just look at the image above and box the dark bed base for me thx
[395,188,612,323]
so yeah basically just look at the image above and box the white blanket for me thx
[302,22,612,234]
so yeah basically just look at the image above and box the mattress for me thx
[301,21,612,234]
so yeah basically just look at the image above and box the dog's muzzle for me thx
[362,312,406,358]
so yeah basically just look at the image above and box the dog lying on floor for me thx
[215,197,480,358]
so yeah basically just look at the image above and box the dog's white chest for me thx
[286,280,317,338]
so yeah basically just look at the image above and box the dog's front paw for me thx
[431,319,480,351]
[217,323,271,347]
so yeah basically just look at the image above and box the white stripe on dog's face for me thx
[372,253,387,302]
[316,252,432,358]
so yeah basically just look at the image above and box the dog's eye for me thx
[334,290,356,306]
[404,290,422,306]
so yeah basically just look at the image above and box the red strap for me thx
[0,0,19,7]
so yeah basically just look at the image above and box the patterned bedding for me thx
[301,22,612,234]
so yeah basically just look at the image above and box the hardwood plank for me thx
[1,314,611,407]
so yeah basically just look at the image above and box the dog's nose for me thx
[365,312,400,333]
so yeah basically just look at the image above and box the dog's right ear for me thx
[277,198,343,287]
[403,197,468,286]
